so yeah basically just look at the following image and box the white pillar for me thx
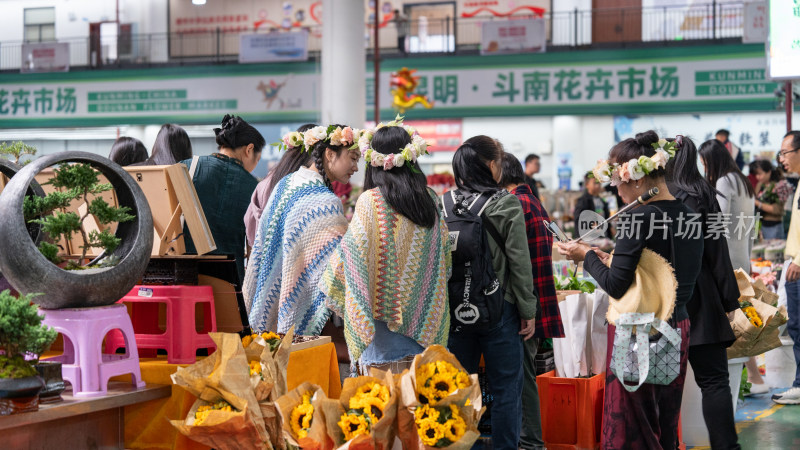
[321,0,366,129]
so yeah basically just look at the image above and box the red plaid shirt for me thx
[512,184,564,338]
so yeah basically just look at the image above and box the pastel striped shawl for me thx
[244,167,348,335]
[319,188,451,363]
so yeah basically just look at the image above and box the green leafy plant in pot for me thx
[24,162,134,269]
[0,290,58,414]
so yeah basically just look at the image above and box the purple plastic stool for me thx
[41,304,145,397]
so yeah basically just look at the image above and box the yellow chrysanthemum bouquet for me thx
[275,381,330,448]
[320,370,398,448]
[398,345,483,449]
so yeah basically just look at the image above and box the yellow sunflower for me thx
[428,373,457,403]
[355,382,390,404]
[434,361,459,378]
[455,371,470,389]
[241,334,253,348]
[338,412,371,441]
[249,360,262,376]
[417,418,446,446]
[261,331,280,341]
[194,401,233,426]
[350,395,385,423]
[414,403,440,423]
[443,405,467,441]
[290,393,314,438]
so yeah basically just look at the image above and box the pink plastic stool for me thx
[105,285,217,364]
[41,304,146,397]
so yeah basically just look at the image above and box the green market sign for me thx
[0,44,784,128]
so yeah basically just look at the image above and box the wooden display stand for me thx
[124,164,216,256]
[0,383,170,448]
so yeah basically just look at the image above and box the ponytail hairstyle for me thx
[363,125,438,228]
[751,159,784,183]
[263,123,316,198]
[308,123,349,190]
[452,135,502,193]
[665,135,719,207]
[214,114,266,154]
[149,123,192,165]
[698,139,755,198]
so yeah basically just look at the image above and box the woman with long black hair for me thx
[445,135,537,449]
[667,136,742,450]
[319,119,450,374]
[750,159,792,239]
[699,139,755,272]
[244,123,359,335]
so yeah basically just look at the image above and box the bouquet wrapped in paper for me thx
[727,270,788,359]
[397,345,483,449]
[320,370,398,449]
[242,329,294,402]
[276,381,331,449]
[170,332,271,449]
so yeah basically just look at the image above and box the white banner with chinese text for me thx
[480,19,546,55]
[239,31,308,63]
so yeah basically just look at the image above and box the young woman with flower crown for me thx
[558,131,704,450]
[243,124,360,335]
[319,117,451,375]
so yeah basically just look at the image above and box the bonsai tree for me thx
[23,163,135,269]
[0,141,37,165]
[0,290,57,379]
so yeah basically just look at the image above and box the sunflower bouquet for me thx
[320,371,398,448]
[170,332,271,449]
[397,345,483,449]
[244,328,294,402]
[275,382,330,449]
[727,269,788,359]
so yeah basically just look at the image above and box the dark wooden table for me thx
[0,382,171,449]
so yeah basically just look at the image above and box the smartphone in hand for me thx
[544,220,569,242]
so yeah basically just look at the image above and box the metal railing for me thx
[0,3,745,71]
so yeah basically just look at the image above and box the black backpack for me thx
[442,189,509,333]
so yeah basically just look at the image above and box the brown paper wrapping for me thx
[321,371,398,449]
[171,394,272,450]
[727,296,788,359]
[396,345,483,449]
[170,332,270,446]
[275,381,331,449]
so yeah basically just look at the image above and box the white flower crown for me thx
[592,137,679,186]
[278,125,357,152]
[353,115,431,171]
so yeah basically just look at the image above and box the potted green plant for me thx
[0,141,37,166]
[0,289,58,414]
[24,162,135,269]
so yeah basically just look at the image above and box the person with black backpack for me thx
[443,135,537,449]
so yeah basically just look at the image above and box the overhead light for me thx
[192,0,206,5]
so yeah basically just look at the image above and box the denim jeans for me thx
[761,223,785,240]
[785,278,800,388]
[520,338,544,450]
[448,300,523,450]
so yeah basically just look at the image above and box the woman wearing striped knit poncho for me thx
[320,119,451,374]
[244,124,360,335]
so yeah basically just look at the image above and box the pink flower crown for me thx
[353,115,431,171]
[592,137,679,186]
[278,125,357,152]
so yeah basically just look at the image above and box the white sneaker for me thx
[772,386,800,405]
[747,383,769,395]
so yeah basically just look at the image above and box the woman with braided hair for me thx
[244,124,360,335]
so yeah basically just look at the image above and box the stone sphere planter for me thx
[0,159,46,245]
[0,152,154,309]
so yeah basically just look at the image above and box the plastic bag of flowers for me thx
[397,345,483,449]
[275,381,331,449]
[170,332,270,446]
[171,388,272,450]
[320,370,398,448]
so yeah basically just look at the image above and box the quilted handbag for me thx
[610,311,682,392]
